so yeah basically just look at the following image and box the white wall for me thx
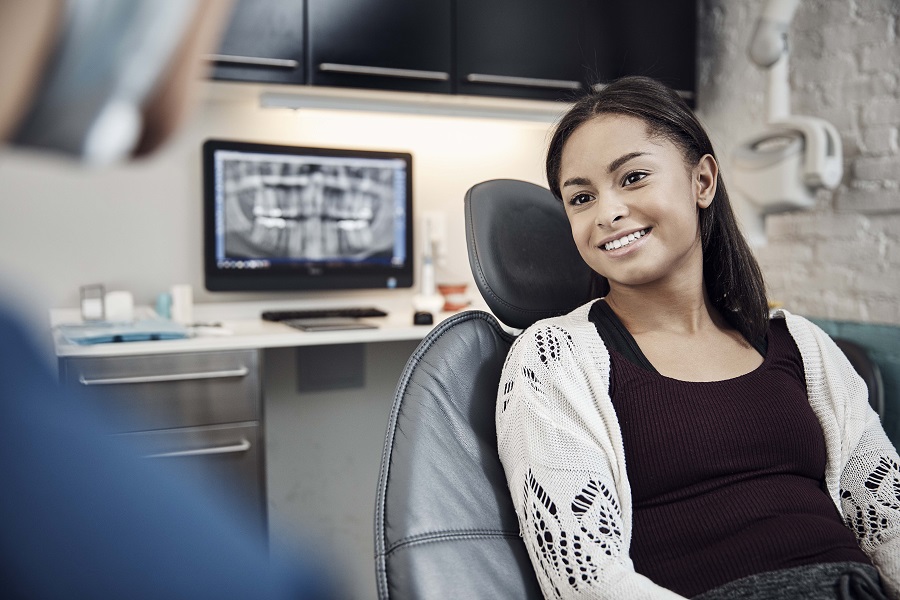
[0,82,557,333]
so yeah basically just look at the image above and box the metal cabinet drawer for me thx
[61,350,260,432]
[119,421,267,534]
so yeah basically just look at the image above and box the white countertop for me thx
[50,300,492,358]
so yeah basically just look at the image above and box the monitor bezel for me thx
[202,139,414,292]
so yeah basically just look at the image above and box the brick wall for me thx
[697,0,900,325]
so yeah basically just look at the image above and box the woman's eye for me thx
[569,193,593,206]
[623,171,647,186]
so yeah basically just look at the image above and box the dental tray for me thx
[56,319,189,345]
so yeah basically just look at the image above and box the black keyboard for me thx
[261,307,388,321]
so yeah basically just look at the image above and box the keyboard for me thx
[261,307,388,321]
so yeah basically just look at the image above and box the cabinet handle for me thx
[203,54,299,69]
[78,367,250,386]
[145,438,252,458]
[319,62,450,81]
[465,73,582,91]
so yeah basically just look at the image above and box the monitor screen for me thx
[203,139,413,292]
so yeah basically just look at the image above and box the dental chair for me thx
[373,179,886,600]
[373,179,595,599]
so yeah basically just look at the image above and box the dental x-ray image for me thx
[219,155,399,264]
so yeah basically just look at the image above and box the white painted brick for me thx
[861,43,900,71]
[792,53,858,88]
[816,239,882,265]
[853,0,900,20]
[763,215,808,242]
[860,126,898,154]
[862,98,900,126]
[854,270,900,295]
[756,242,817,267]
[836,187,900,212]
[762,267,809,301]
[866,214,900,237]
[853,155,900,180]
[790,293,866,322]
[862,297,900,324]
[805,104,857,133]
[813,264,862,288]
[887,243,900,264]
[842,132,863,157]
[797,0,855,31]
[765,212,869,241]
[837,74,899,106]
[825,23,893,55]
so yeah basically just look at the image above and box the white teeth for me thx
[604,228,648,251]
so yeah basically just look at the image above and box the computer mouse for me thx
[413,311,434,325]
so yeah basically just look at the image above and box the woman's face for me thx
[558,113,715,292]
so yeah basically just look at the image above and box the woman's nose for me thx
[593,195,628,227]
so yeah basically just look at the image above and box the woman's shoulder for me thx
[515,299,600,342]
[769,308,835,345]
[508,299,607,365]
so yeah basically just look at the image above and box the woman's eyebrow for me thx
[562,151,651,189]
[607,151,649,174]
[562,176,592,188]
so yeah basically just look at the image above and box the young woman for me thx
[496,76,899,600]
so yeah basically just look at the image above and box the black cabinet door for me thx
[308,0,453,94]
[599,0,697,105]
[207,0,306,85]
[456,0,611,102]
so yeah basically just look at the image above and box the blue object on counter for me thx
[155,292,172,319]
[57,319,188,345]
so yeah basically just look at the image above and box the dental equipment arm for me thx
[747,0,842,191]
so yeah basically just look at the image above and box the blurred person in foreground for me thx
[0,2,336,598]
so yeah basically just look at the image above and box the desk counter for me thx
[50,301,475,357]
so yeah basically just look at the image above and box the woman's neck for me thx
[604,280,727,337]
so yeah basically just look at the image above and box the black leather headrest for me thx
[465,179,595,330]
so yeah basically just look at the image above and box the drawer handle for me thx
[466,73,582,91]
[78,367,250,386]
[319,62,450,81]
[203,53,299,69]
[145,438,252,458]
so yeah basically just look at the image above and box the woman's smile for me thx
[599,227,652,253]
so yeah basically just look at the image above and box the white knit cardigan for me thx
[496,301,900,600]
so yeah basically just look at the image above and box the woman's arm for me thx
[786,313,900,600]
[840,412,900,600]
[497,321,686,600]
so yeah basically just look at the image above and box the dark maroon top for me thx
[589,301,871,597]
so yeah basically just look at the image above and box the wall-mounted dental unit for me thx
[731,0,843,213]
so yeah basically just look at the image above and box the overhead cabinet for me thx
[455,0,611,102]
[308,0,453,94]
[208,0,696,104]
[600,0,697,103]
[206,0,306,85]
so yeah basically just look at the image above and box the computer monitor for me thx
[203,139,413,292]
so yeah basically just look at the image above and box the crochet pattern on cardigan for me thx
[496,301,900,600]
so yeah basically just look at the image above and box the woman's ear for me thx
[694,154,718,209]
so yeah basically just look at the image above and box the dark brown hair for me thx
[546,76,769,343]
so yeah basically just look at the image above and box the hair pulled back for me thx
[546,76,769,343]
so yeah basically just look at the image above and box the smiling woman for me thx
[496,77,900,600]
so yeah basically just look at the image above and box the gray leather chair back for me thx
[374,179,594,599]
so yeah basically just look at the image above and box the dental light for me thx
[731,0,843,213]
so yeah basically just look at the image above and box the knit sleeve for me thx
[496,321,686,600]
[840,415,900,600]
